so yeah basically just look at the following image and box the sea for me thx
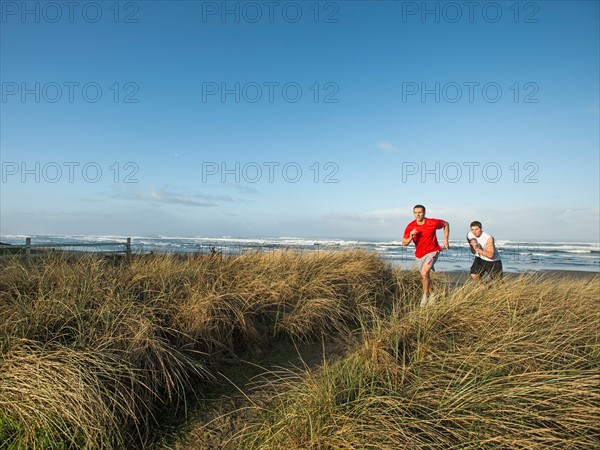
[1,234,599,273]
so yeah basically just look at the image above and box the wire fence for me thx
[0,238,345,259]
[0,237,132,258]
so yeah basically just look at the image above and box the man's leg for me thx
[489,260,503,281]
[420,253,437,306]
[420,270,430,306]
[470,258,484,281]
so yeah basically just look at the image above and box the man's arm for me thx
[442,221,449,250]
[475,237,495,259]
[402,228,417,246]
[467,233,477,254]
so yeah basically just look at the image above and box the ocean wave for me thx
[2,235,598,272]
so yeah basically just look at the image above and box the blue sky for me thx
[1,0,599,241]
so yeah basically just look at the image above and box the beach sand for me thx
[439,270,599,289]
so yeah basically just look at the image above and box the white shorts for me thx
[416,251,439,272]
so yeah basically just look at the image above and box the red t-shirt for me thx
[403,218,446,258]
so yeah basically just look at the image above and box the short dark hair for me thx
[470,221,482,228]
[413,204,426,212]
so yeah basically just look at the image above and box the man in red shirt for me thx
[402,204,450,306]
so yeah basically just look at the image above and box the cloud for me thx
[230,184,260,195]
[324,207,408,223]
[322,205,600,241]
[377,141,398,153]
[111,186,235,207]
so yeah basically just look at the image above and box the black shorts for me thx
[470,257,503,279]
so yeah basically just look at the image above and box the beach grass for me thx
[0,249,396,448]
[0,251,598,449]
[226,274,599,449]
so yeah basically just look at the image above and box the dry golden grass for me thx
[0,249,396,448]
[228,274,600,449]
[1,251,597,449]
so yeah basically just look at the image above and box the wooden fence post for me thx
[25,237,31,255]
[126,238,132,258]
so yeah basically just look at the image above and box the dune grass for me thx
[0,249,397,448]
[0,251,598,449]
[230,274,600,449]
